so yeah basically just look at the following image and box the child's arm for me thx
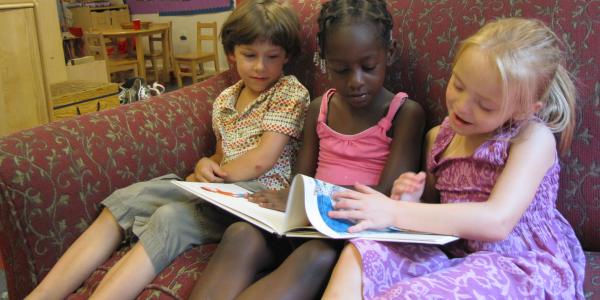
[186,131,292,183]
[331,122,555,241]
[390,126,440,203]
[421,127,440,203]
[248,98,321,211]
[371,99,426,194]
[187,138,225,182]
[293,97,321,176]
[218,131,292,182]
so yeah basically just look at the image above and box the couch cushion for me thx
[584,251,600,299]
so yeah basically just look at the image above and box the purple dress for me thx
[351,118,585,299]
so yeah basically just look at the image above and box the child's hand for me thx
[390,171,426,202]
[186,157,228,182]
[247,188,289,212]
[329,184,399,233]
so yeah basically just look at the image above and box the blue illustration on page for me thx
[314,179,354,233]
[314,178,398,235]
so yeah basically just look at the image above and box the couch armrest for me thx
[0,71,238,299]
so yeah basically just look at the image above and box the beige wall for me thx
[132,11,233,72]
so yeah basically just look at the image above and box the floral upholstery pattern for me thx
[0,71,237,299]
[0,1,598,299]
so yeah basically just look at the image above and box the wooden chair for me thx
[174,22,220,87]
[84,32,138,82]
[144,22,175,83]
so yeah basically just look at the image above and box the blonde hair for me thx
[220,0,301,58]
[453,18,576,153]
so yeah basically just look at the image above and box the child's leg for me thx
[89,242,155,299]
[322,243,363,300]
[189,222,279,300]
[237,239,339,300]
[91,201,227,298]
[26,208,123,300]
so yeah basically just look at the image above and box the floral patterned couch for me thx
[1,1,598,299]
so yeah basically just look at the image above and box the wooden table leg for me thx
[135,36,146,80]
[161,29,170,83]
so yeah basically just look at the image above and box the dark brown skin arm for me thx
[421,126,441,204]
[293,96,321,177]
[371,99,426,195]
[248,98,321,211]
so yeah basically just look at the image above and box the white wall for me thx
[132,11,232,72]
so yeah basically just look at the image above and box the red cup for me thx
[132,19,141,30]
[68,27,83,37]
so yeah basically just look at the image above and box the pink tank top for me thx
[314,89,407,185]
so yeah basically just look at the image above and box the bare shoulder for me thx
[390,99,426,137]
[425,125,441,145]
[509,121,556,166]
[307,96,322,118]
[513,121,556,149]
[395,98,425,121]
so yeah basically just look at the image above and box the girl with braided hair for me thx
[189,0,425,299]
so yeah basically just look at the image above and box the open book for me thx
[172,174,458,245]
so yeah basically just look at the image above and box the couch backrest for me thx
[283,0,600,251]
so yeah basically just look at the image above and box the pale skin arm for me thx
[330,122,556,241]
[187,131,291,183]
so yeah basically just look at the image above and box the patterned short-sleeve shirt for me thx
[212,75,310,189]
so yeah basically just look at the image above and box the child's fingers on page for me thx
[353,183,379,194]
[259,202,285,212]
[328,207,363,221]
[348,221,372,233]
[333,198,362,210]
[332,190,359,201]
[327,210,351,219]
[247,194,265,203]
[258,202,272,208]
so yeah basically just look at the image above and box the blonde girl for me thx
[324,18,585,300]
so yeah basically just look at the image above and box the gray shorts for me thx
[101,174,267,272]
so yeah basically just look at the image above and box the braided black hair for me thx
[316,0,393,58]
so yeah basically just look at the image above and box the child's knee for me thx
[339,243,359,259]
[336,243,362,268]
[221,222,265,248]
[293,240,339,273]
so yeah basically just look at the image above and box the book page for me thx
[171,181,287,234]
[282,175,312,232]
[297,175,459,245]
[301,175,353,238]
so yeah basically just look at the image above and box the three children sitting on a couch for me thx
[27,0,584,299]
